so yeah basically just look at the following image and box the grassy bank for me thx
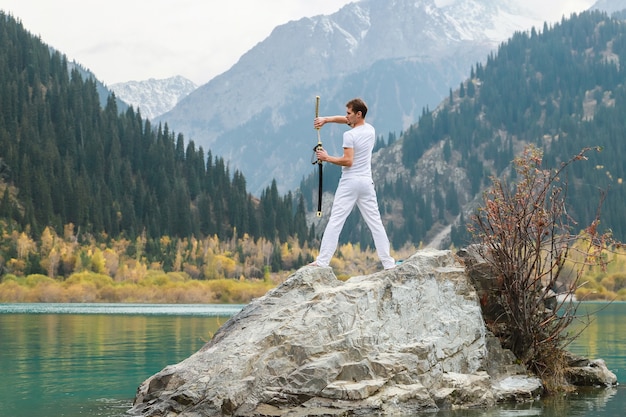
[1,244,624,304]
[0,271,279,304]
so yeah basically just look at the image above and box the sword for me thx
[312,96,323,217]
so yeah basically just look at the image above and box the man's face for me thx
[346,106,359,127]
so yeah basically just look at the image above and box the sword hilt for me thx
[315,96,321,145]
[315,96,320,122]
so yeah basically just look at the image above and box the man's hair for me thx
[346,98,368,118]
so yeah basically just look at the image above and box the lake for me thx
[0,302,624,417]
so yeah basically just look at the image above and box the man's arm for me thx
[314,115,348,129]
[316,147,353,167]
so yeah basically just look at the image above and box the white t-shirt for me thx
[341,122,375,179]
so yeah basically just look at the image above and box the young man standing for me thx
[309,98,395,270]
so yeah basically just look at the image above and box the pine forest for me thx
[1,10,626,302]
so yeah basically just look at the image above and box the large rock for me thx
[129,249,543,416]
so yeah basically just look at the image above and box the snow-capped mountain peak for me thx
[151,0,579,195]
[110,75,197,120]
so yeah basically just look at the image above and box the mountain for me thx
[3,6,626,258]
[591,0,626,14]
[0,11,308,250]
[62,57,129,112]
[158,0,558,195]
[357,10,626,248]
[110,76,197,120]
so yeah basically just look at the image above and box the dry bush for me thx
[0,279,27,301]
[469,145,620,391]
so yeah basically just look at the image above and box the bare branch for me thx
[468,145,618,392]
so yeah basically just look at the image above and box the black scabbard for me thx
[317,162,323,217]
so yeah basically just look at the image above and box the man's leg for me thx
[315,179,357,267]
[357,180,395,269]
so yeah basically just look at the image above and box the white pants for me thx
[316,177,395,269]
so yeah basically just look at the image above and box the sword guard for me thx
[311,143,323,165]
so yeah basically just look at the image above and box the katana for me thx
[312,96,323,217]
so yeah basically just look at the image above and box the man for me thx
[309,98,395,270]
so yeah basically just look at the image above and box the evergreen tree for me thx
[0,12,309,251]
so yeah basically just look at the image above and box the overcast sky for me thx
[2,0,595,87]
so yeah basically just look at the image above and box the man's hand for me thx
[314,117,326,129]
[315,147,329,162]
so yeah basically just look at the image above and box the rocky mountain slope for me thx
[365,9,626,249]
[156,0,552,195]
[592,0,626,14]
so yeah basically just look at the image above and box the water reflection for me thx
[567,302,626,382]
[430,387,623,417]
[0,302,244,316]
[0,309,229,417]
[0,302,624,417]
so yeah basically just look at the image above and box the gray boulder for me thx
[130,249,545,416]
[565,352,618,387]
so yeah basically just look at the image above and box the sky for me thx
[1,0,596,87]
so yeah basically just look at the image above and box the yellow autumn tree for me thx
[90,248,106,274]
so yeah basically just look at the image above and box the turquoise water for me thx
[0,303,243,417]
[0,302,624,417]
